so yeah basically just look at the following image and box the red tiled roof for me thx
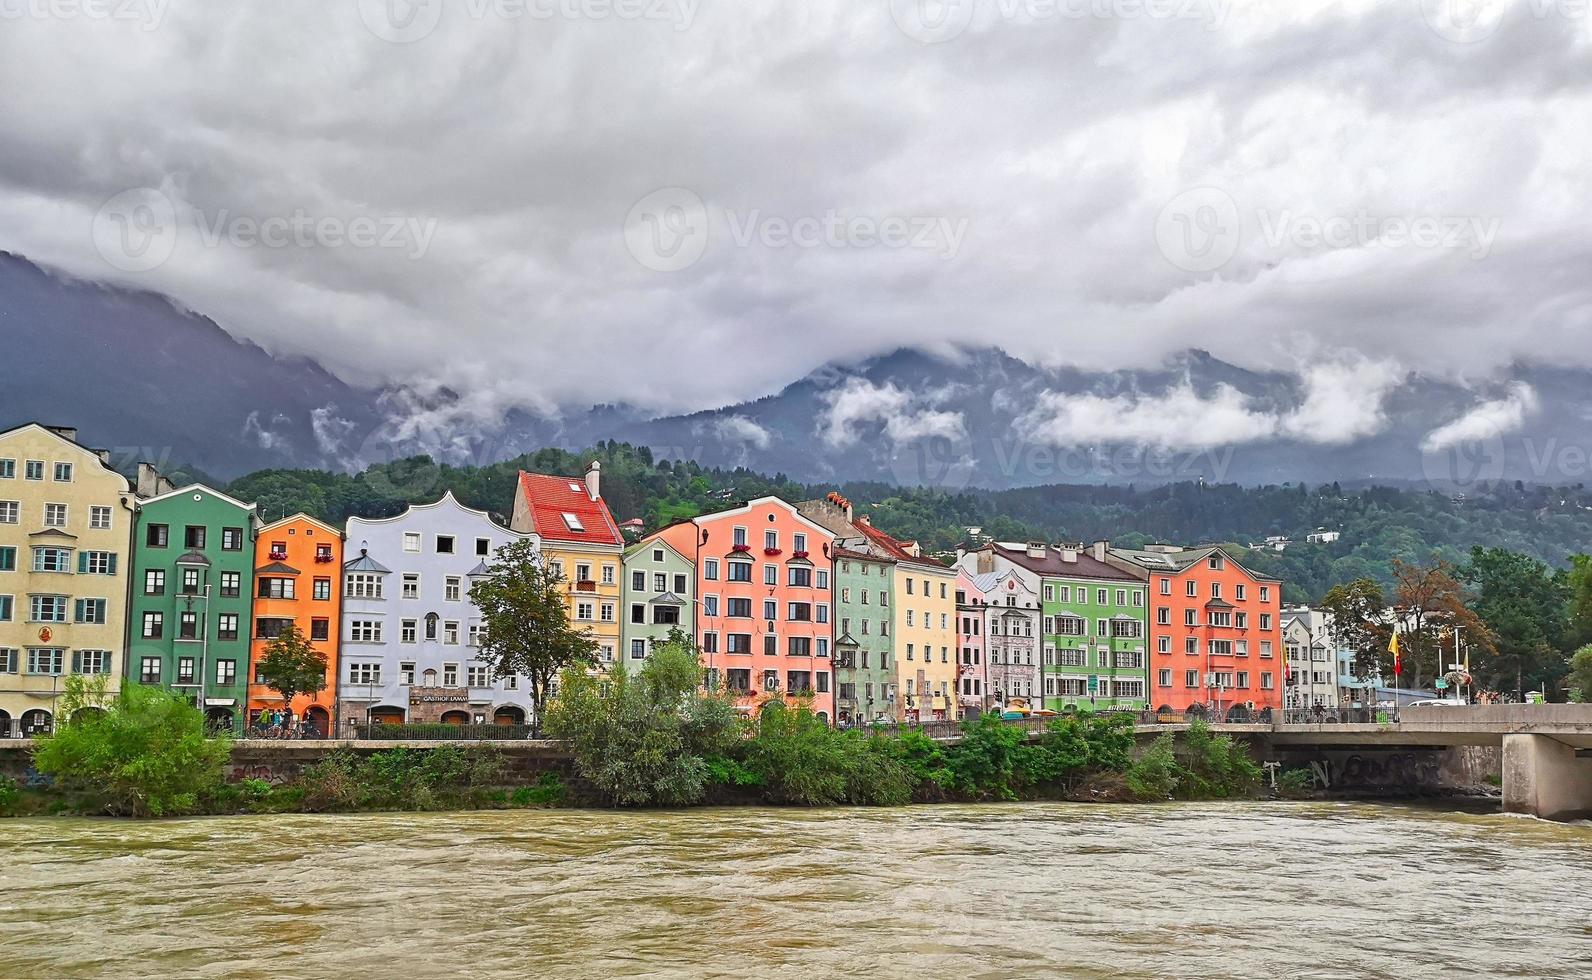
[854,518,939,569]
[516,472,623,546]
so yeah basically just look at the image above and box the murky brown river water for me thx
[1,802,1589,979]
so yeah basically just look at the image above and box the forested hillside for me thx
[220,442,1592,604]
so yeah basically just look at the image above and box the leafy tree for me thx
[1320,578,1389,682]
[1567,646,1592,703]
[32,679,232,817]
[255,623,329,714]
[1567,555,1592,648]
[471,538,599,736]
[1386,559,1496,690]
[546,636,741,806]
[1460,547,1570,698]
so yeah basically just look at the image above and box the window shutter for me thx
[107,553,118,575]
[74,599,85,623]
[77,550,88,574]
[71,650,81,673]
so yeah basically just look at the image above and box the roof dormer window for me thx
[562,512,586,532]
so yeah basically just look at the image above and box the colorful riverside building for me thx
[954,568,988,715]
[621,535,694,664]
[510,464,624,668]
[339,492,540,732]
[830,545,895,726]
[656,497,836,720]
[246,514,343,736]
[968,565,1043,712]
[1107,544,1283,720]
[128,485,260,733]
[958,542,1149,712]
[798,494,958,723]
[0,424,150,737]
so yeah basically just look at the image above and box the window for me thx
[141,611,163,638]
[1259,586,1271,603]
[146,523,169,547]
[219,571,241,598]
[216,660,237,686]
[314,577,332,601]
[702,595,719,617]
[432,535,456,555]
[701,632,719,654]
[1260,641,1274,657]
[726,633,752,655]
[139,657,161,684]
[788,636,812,657]
[79,551,114,575]
[89,506,113,530]
[403,533,421,552]
[576,563,592,584]
[178,611,199,640]
[258,577,296,599]
[349,620,382,643]
[763,564,777,586]
[401,619,418,644]
[183,525,205,549]
[577,601,594,621]
[310,618,330,642]
[442,663,459,687]
[766,529,778,551]
[0,501,16,524]
[1185,637,1198,654]
[1261,672,1274,690]
[0,547,14,572]
[561,512,586,533]
[631,638,647,659]
[1096,588,1107,605]
[467,665,492,687]
[727,597,752,618]
[24,460,44,481]
[74,650,110,675]
[180,568,201,595]
[74,598,106,624]
[27,648,65,675]
[733,526,748,547]
[30,596,67,623]
[1235,584,1247,601]
[400,662,416,685]
[817,570,829,589]
[1184,609,1197,627]
[33,547,71,572]
[217,614,239,640]
[468,624,486,647]
[346,573,383,599]
[442,576,462,602]
[476,538,491,557]
[53,462,73,482]
[673,573,688,595]
[704,559,719,580]
[727,561,752,583]
[0,459,11,479]
[653,572,668,593]
[1186,580,1197,597]
[1259,614,1272,631]
[221,527,244,551]
[788,566,812,588]
[402,573,420,599]
[631,570,646,591]
[787,602,812,622]
[0,596,11,621]
[349,662,382,685]
[1158,668,1172,687]
[44,503,67,527]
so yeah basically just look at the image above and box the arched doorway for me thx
[1186,703,1208,720]
[493,706,525,727]
[0,709,12,738]
[304,706,330,737]
[816,711,830,725]
[21,709,53,737]
[440,710,470,725]
[370,706,405,725]
[1226,704,1252,723]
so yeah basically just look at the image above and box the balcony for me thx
[573,580,597,593]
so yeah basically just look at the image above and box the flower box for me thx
[731,544,752,553]
[763,548,783,557]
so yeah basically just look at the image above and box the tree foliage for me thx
[255,623,329,710]
[1460,547,1570,697]
[470,538,599,736]
[32,679,232,818]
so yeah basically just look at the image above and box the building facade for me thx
[339,493,541,732]
[656,497,836,720]
[621,536,694,664]
[1111,544,1283,720]
[127,485,260,733]
[1282,605,1344,713]
[955,568,988,716]
[511,464,624,667]
[973,567,1043,711]
[247,514,343,735]
[832,546,895,727]
[960,543,1149,713]
[0,424,141,737]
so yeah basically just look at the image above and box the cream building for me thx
[0,424,155,736]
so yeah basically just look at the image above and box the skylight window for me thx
[568,482,584,493]
[562,512,586,532]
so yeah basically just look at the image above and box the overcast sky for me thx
[3,0,1590,420]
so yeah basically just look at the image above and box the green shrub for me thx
[31,679,232,818]
[1176,720,1264,799]
[1275,768,1315,798]
[510,773,565,807]
[1125,735,1180,801]
[740,703,914,806]
[0,775,19,815]
[704,756,762,788]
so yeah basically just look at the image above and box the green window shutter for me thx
[77,550,88,574]
[71,650,81,673]
[106,553,118,575]
[73,599,84,623]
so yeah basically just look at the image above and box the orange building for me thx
[247,514,344,735]
[655,497,837,721]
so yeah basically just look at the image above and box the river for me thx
[1,802,1589,979]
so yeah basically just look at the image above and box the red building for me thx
[1110,545,1282,720]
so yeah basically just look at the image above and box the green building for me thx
[830,546,896,727]
[960,542,1149,712]
[126,485,259,732]
[622,535,694,665]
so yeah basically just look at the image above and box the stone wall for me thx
[1264,742,1501,796]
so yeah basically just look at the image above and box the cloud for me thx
[711,415,772,449]
[1,2,1590,421]
[1015,381,1279,451]
[1280,358,1404,444]
[820,378,966,448]
[1421,383,1541,452]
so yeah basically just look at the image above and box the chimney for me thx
[44,425,79,444]
[1093,541,1108,562]
[858,515,871,527]
[136,462,169,499]
[1059,547,1078,563]
[585,460,601,501]
[1026,542,1046,560]
[95,449,111,466]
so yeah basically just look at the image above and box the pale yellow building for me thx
[887,552,960,723]
[0,424,153,736]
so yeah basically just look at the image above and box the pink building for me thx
[656,498,836,721]
[955,567,988,714]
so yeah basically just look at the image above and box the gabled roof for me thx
[256,561,301,576]
[176,549,211,567]
[625,536,693,566]
[1111,544,1281,583]
[989,543,1140,582]
[258,513,345,538]
[0,422,129,485]
[854,519,948,574]
[649,591,687,606]
[832,545,894,565]
[516,472,623,547]
[139,483,259,514]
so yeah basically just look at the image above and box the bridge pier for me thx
[1502,734,1592,822]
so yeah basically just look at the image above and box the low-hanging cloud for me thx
[1421,383,1541,452]
[1015,381,1279,451]
[820,378,967,448]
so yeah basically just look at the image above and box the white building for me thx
[1305,529,1341,544]
[1281,606,1343,711]
[338,493,541,732]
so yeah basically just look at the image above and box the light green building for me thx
[621,535,694,666]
